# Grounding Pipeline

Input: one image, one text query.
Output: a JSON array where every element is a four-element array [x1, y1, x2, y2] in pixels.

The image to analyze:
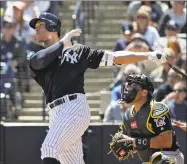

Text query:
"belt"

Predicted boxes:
[[49, 94, 77, 109]]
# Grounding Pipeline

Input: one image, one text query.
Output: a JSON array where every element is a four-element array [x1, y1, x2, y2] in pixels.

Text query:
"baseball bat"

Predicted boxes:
[[166, 61, 187, 80]]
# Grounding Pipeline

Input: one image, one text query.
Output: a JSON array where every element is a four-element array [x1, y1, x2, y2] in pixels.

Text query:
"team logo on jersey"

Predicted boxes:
[[61, 50, 79, 64], [154, 116, 166, 127], [130, 121, 138, 129]]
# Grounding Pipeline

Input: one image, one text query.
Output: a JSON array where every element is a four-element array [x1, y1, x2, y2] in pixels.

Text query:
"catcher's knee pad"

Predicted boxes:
[[43, 158, 61, 164], [151, 152, 175, 164]]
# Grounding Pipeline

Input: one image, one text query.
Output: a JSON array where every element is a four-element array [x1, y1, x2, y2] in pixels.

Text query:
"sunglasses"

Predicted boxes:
[[173, 89, 186, 92], [137, 15, 148, 20]]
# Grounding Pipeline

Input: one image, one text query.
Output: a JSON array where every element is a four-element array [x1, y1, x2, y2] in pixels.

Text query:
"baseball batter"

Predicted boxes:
[[115, 73, 184, 163], [27, 12, 167, 164]]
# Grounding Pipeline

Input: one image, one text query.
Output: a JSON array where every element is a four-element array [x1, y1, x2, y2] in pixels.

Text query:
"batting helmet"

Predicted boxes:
[[29, 12, 61, 32]]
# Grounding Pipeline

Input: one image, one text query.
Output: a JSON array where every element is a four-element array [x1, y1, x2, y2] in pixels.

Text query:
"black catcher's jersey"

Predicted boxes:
[[28, 44, 104, 103], [121, 100, 179, 162]]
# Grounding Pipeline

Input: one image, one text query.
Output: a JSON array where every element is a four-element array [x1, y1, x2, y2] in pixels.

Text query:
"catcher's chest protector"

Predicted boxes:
[[123, 101, 155, 137], [122, 101, 160, 162]]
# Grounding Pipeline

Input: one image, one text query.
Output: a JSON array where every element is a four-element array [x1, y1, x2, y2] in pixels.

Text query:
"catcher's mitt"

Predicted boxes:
[[109, 132, 135, 161]]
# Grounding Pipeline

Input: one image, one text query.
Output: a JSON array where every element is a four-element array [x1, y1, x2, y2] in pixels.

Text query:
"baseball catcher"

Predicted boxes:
[[109, 73, 184, 163]]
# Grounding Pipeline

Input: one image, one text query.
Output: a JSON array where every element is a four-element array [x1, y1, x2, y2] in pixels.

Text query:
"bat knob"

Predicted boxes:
[[156, 53, 162, 59]]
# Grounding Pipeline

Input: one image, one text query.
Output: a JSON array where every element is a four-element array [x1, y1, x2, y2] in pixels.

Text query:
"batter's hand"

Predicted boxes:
[[60, 29, 82, 44], [147, 51, 167, 65]]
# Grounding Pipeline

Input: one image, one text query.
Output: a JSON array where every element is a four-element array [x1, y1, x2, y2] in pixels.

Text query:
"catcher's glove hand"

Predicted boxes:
[[109, 132, 135, 161]]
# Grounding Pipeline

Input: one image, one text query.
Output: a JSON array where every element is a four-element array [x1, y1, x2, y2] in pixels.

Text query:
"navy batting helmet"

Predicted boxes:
[[29, 12, 61, 33]]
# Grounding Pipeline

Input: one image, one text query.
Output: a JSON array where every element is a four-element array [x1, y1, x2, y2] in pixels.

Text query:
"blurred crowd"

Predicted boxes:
[[104, 1, 187, 124], [0, 1, 63, 120], [0, 1, 186, 124]]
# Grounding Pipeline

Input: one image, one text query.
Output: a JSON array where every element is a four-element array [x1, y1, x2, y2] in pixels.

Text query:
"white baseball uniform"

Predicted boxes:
[[41, 93, 90, 164]]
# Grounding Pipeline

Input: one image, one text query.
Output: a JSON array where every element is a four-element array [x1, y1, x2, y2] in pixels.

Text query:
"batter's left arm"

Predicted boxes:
[[100, 50, 167, 66]]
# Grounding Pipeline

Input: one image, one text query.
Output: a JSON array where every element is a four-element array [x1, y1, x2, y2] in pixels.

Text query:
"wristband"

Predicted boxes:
[[135, 138, 150, 150], [99, 51, 114, 66]]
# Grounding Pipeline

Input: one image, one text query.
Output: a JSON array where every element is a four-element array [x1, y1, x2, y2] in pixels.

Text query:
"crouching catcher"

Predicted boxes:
[[109, 73, 184, 164]]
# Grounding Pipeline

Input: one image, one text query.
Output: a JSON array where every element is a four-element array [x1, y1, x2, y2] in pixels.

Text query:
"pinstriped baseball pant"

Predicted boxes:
[[41, 93, 90, 164]]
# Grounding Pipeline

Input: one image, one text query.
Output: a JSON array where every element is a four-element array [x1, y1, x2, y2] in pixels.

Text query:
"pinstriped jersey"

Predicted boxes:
[[29, 44, 104, 103]]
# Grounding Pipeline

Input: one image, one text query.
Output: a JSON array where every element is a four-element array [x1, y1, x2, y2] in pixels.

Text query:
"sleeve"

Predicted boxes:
[[26, 51, 38, 77], [26, 42, 64, 70], [150, 102, 173, 135], [26, 51, 36, 66], [84, 46, 105, 69]]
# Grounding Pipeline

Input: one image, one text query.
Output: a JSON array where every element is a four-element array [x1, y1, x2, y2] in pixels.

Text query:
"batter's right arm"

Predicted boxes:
[[27, 29, 82, 70], [28, 42, 64, 70]]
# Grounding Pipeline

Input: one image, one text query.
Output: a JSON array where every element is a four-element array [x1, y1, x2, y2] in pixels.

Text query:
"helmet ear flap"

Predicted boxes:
[[45, 21, 61, 32], [57, 19, 61, 31], [45, 21, 56, 32]]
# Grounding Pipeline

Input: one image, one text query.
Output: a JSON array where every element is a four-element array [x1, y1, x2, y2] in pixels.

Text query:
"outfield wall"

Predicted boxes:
[[0, 123, 186, 164]]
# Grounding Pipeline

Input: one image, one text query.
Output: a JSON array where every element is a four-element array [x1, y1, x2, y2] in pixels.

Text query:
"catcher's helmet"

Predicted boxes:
[[123, 73, 154, 94], [119, 73, 154, 103], [29, 12, 61, 32]]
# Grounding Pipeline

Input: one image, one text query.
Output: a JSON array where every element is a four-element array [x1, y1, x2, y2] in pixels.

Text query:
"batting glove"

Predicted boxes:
[[147, 51, 167, 65], [60, 29, 82, 44]]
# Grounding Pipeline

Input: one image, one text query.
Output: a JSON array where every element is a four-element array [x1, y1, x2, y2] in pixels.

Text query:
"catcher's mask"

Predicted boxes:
[[118, 73, 154, 104]]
